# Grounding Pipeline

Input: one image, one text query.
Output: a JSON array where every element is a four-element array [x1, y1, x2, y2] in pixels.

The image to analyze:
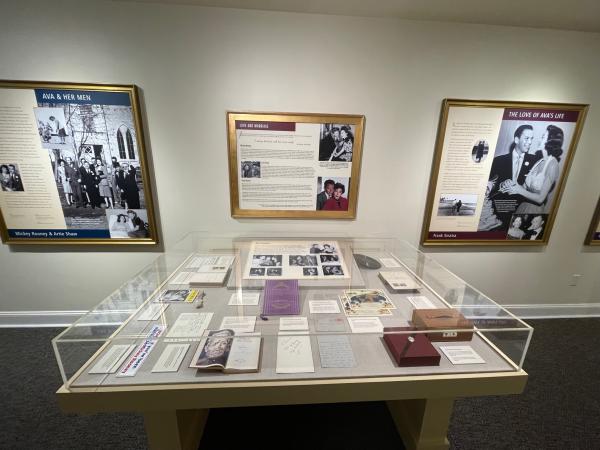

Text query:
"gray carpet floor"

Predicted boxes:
[[1, 318, 599, 449]]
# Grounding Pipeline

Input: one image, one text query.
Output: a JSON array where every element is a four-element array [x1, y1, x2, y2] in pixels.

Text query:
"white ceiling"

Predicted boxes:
[[112, 0, 600, 32]]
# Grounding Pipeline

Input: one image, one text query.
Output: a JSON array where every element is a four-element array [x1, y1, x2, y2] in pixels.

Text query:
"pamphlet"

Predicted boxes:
[[341, 290, 395, 316], [190, 330, 262, 373], [379, 271, 420, 291], [156, 289, 199, 303]]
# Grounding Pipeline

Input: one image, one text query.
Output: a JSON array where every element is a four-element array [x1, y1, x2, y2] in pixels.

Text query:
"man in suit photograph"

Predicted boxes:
[[488, 124, 541, 228], [319, 126, 340, 161]]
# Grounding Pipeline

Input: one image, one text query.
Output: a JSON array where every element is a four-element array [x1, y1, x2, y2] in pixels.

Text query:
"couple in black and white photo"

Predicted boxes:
[[318, 124, 355, 162], [251, 255, 282, 267], [289, 255, 318, 266], [481, 122, 568, 232], [309, 243, 336, 254], [507, 214, 546, 240], [0, 164, 24, 192]]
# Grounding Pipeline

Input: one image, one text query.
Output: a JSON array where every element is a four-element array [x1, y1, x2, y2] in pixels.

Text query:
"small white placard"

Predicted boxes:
[[279, 316, 309, 331], [407, 296, 437, 309], [219, 316, 257, 334], [348, 317, 383, 333], [440, 345, 485, 365], [347, 317, 383, 334], [137, 303, 169, 321], [151, 344, 190, 373], [309, 300, 340, 314], [88, 344, 136, 374], [228, 292, 261, 306], [380, 257, 401, 268]]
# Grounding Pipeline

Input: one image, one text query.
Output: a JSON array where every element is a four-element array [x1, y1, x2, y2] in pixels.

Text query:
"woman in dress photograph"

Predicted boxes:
[[507, 216, 525, 240], [57, 160, 73, 206], [328, 126, 354, 162], [95, 159, 114, 208], [506, 125, 564, 214], [322, 182, 349, 211]]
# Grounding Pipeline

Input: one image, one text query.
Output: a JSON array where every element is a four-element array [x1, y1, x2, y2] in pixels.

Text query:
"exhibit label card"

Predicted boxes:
[[347, 317, 383, 334], [151, 344, 190, 373], [317, 335, 356, 368], [228, 292, 261, 306], [309, 300, 340, 314], [219, 316, 256, 334], [316, 317, 347, 332], [88, 344, 136, 374], [279, 316, 309, 331], [440, 345, 485, 365], [117, 340, 157, 377], [276, 335, 315, 373], [166, 313, 213, 338]]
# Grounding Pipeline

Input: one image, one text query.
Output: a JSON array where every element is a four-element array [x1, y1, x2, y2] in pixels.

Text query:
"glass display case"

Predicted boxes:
[[53, 233, 533, 389]]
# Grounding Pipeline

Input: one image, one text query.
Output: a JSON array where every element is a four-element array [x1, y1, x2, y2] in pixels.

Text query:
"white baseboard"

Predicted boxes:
[[506, 303, 600, 319], [0, 310, 87, 328]]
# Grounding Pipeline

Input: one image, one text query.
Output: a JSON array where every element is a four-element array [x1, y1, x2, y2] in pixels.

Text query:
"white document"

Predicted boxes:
[[171, 272, 195, 285], [137, 303, 169, 321], [347, 317, 383, 334], [88, 344, 136, 374], [279, 316, 309, 331], [219, 316, 256, 334], [407, 296, 437, 309], [226, 336, 262, 371], [379, 257, 402, 268], [166, 312, 214, 338], [379, 271, 420, 290], [151, 344, 190, 373], [318, 335, 356, 368], [117, 340, 157, 377], [440, 346, 485, 365], [309, 300, 341, 314], [228, 292, 261, 306], [276, 335, 315, 373]]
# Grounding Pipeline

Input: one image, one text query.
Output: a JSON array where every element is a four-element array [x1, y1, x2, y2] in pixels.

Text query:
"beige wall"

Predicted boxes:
[[0, 0, 599, 312]]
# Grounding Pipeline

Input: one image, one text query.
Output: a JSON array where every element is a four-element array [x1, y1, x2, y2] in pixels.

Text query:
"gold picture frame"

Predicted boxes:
[[0, 80, 158, 245], [227, 111, 365, 219], [421, 99, 588, 246], [584, 197, 600, 245]]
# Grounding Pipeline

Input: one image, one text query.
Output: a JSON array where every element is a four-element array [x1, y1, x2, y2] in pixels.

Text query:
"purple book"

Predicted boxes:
[[262, 280, 300, 315]]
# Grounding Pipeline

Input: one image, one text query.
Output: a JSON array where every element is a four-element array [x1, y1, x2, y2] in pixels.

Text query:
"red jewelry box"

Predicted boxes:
[[411, 308, 474, 342], [383, 327, 441, 367]]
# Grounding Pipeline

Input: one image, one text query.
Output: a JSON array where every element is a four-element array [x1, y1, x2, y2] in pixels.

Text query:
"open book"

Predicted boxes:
[[190, 329, 262, 373]]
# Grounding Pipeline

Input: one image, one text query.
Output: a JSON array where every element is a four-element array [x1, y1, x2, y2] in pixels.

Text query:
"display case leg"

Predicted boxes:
[[143, 408, 209, 450], [387, 398, 453, 450]]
